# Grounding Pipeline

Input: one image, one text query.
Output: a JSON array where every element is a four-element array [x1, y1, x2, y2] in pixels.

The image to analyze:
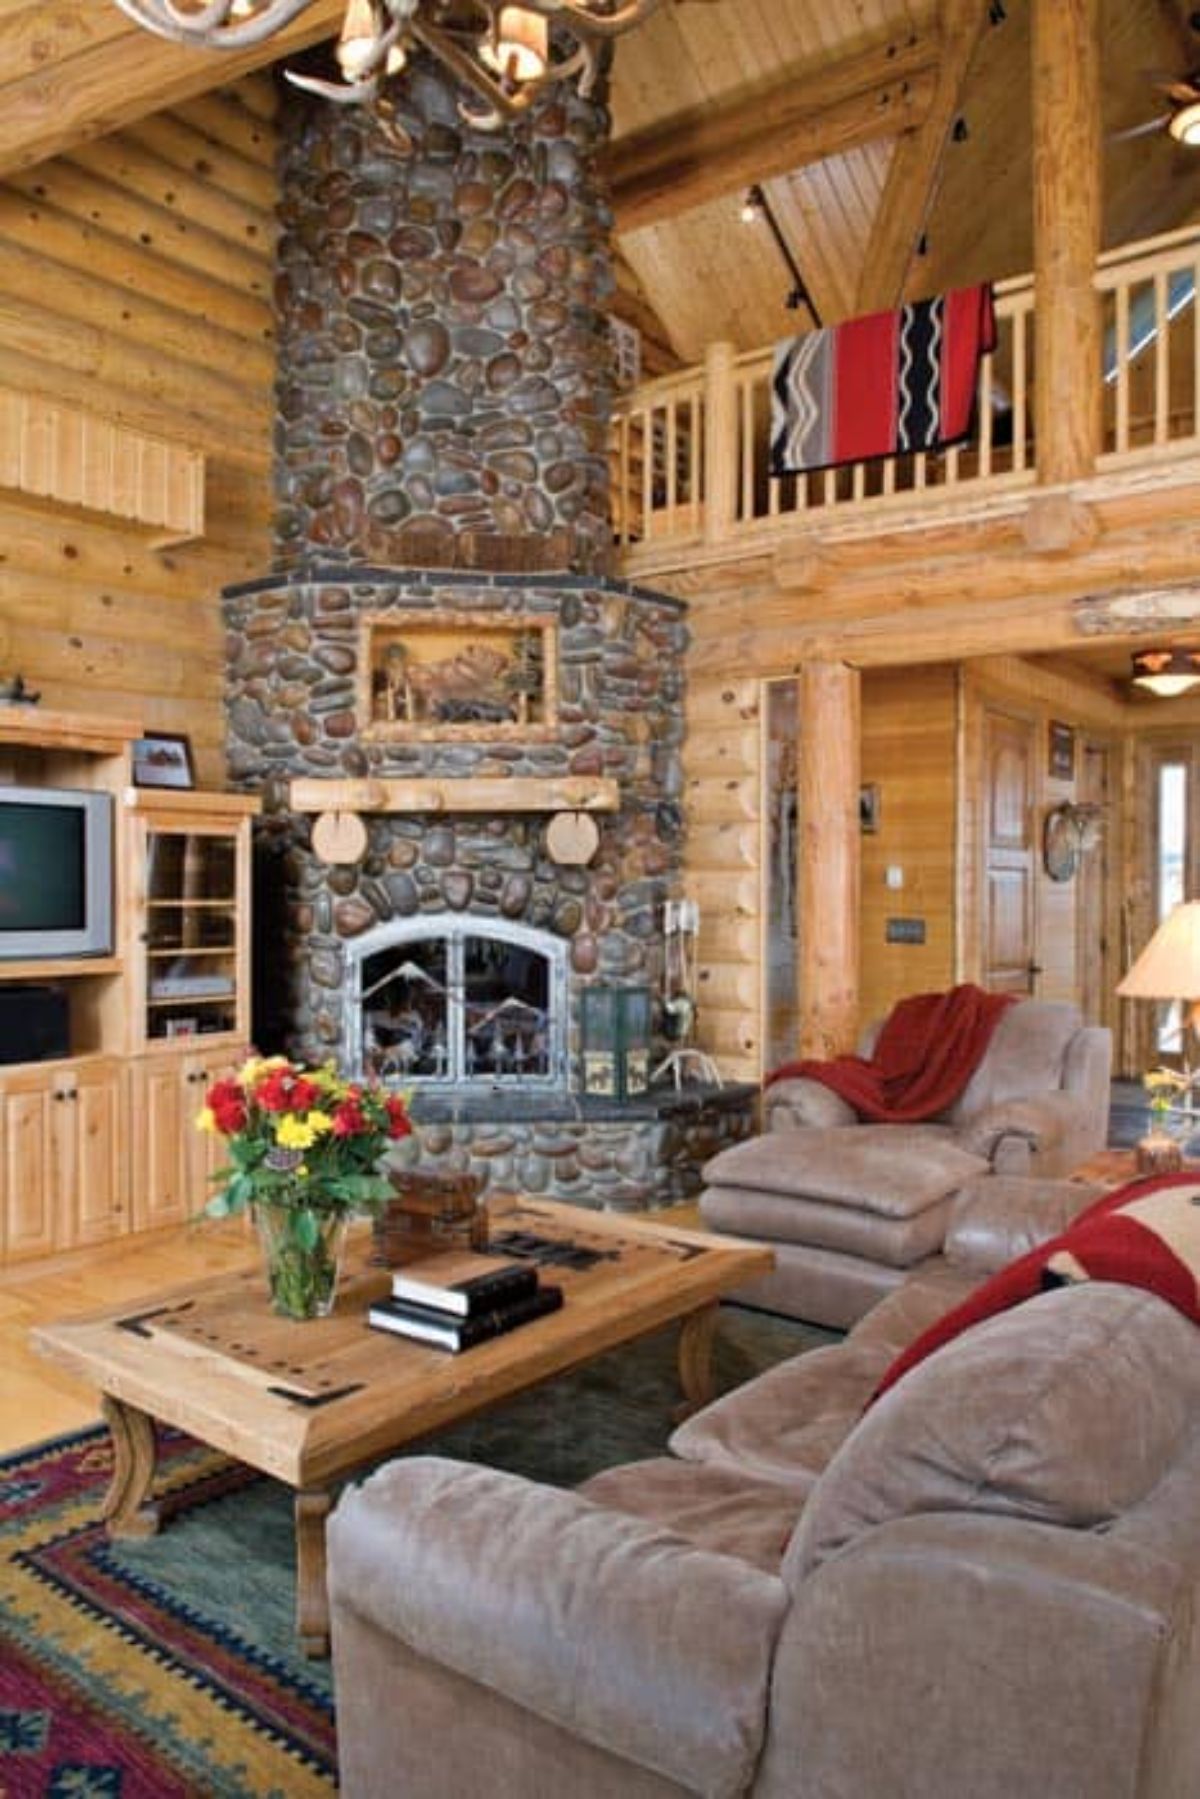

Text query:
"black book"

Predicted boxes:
[[391, 1249, 539, 1318], [368, 1283, 564, 1352]]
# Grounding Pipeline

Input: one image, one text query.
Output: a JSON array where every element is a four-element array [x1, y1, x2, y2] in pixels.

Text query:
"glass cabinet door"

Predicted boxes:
[[142, 829, 241, 1043]]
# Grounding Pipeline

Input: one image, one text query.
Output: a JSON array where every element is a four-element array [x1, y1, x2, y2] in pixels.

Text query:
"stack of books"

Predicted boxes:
[[367, 1249, 562, 1352]]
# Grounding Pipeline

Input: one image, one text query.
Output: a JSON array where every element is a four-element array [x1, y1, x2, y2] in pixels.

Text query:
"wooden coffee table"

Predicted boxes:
[[32, 1198, 771, 1655]]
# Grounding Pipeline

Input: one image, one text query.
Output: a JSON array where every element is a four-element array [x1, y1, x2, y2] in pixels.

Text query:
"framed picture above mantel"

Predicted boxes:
[[359, 610, 558, 743]]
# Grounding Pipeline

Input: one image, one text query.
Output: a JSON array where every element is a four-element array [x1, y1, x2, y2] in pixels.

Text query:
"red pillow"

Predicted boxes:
[[872, 1171, 1200, 1403]]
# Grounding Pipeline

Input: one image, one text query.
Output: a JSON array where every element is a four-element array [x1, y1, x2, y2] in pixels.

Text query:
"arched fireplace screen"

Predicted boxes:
[[345, 918, 569, 1090]]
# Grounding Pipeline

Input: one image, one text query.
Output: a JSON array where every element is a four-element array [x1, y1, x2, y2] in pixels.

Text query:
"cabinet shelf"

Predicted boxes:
[[147, 992, 236, 1009], [146, 899, 235, 910]]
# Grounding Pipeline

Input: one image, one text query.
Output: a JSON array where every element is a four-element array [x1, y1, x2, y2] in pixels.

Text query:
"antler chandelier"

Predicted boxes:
[[113, 1, 666, 130]]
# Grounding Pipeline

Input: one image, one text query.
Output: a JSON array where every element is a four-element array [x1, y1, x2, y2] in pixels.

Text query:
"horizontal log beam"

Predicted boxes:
[[289, 776, 622, 815], [0, 3, 340, 177], [608, 31, 940, 235]]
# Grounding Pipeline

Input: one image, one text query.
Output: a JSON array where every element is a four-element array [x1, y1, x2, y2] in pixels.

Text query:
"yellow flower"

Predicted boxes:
[[196, 1106, 217, 1134], [310, 1063, 344, 1095], [307, 1109, 334, 1137], [237, 1052, 288, 1088], [276, 1114, 318, 1150]]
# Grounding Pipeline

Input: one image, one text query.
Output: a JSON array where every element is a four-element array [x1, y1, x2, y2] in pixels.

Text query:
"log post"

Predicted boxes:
[[1031, 0, 1102, 486], [704, 341, 738, 546], [797, 661, 861, 1057]]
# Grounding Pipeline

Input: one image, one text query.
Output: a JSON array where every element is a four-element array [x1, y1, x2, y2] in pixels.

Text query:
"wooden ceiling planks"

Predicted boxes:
[[609, 0, 932, 350]]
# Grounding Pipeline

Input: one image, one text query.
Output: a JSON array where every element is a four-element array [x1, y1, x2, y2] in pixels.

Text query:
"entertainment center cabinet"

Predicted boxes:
[[0, 708, 258, 1265]]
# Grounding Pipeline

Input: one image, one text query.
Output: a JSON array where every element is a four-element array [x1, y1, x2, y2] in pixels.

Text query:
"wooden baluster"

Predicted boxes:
[[703, 341, 737, 547]]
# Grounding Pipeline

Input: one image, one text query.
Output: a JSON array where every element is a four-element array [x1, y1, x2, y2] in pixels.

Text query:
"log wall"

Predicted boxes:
[[0, 76, 277, 785]]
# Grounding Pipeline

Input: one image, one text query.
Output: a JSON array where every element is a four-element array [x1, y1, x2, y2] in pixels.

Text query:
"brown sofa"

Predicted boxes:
[[699, 998, 1113, 1328], [326, 1172, 1200, 1799]]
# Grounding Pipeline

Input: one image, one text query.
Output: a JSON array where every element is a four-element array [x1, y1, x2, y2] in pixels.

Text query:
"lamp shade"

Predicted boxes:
[[1117, 902, 1200, 999]]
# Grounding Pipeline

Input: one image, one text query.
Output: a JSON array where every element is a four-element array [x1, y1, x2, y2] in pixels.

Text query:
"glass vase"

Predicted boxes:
[[253, 1198, 349, 1320]]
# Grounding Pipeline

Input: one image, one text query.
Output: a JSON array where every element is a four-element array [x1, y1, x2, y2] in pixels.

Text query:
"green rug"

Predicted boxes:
[[0, 1306, 826, 1798]]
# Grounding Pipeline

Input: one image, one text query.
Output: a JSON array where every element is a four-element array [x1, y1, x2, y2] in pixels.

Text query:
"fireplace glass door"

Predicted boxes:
[[352, 920, 567, 1089]]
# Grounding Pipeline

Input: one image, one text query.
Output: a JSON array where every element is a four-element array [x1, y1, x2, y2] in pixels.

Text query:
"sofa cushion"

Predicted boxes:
[[702, 1125, 988, 1218], [786, 1283, 1200, 1586], [580, 1457, 804, 1574], [671, 1338, 895, 1491], [701, 1182, 954, 1267]]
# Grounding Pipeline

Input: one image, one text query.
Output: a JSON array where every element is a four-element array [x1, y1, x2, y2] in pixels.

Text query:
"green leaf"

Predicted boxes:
[[293, 1208, 320, 1251]]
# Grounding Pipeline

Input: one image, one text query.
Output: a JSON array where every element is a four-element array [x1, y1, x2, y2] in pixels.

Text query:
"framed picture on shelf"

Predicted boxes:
[[164, 1017, 198, 1040], [133, 733, 195, 790]]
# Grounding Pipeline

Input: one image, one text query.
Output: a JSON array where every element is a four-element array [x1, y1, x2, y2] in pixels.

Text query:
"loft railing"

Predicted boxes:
[[610, 225, 1200, 564]]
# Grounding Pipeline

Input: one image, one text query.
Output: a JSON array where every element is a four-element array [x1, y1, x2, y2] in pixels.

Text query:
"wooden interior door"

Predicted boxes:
[[983, 707, 1038, 993]]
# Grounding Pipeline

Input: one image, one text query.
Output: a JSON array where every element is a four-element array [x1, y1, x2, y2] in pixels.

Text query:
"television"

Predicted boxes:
[[0, 786, 114, 959]]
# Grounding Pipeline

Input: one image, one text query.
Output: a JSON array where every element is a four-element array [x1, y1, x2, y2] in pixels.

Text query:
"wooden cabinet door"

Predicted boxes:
[[983, 708, 1038, 994], [181, 1048, 244, 1215], [0, 1069, 57, 1260], [67, 1061, 127, 1247], [130, 1046, 247, 1231], [130, 1054, 190, 1232]]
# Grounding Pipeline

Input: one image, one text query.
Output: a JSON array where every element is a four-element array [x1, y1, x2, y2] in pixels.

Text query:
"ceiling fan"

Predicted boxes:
[[1112, 70, 1200, 146]]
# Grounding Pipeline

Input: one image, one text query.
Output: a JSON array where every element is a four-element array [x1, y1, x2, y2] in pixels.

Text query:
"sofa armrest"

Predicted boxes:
[[759, 1512, 1188, 1799], [943, 1174, 1107, 1273], [328, 1456, 789, 1799], [764, 1078, 858, 1132], [953, 1091, 1081, 1172]]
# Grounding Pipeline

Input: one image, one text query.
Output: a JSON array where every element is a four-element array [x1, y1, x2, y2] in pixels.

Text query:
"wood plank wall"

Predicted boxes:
[[858, 665, 958, 1027], [0, 75, 277, 786]]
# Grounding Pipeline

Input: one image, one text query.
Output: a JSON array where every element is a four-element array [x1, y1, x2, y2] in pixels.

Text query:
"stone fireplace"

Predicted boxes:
[[222, 57, 753, 1206]]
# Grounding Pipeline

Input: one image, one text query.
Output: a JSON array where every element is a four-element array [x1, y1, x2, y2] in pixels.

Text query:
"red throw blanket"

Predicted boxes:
[[770, 283, 997, 475], [873, 1172, 1200, 1402], [765, 983, 1016, 1122]]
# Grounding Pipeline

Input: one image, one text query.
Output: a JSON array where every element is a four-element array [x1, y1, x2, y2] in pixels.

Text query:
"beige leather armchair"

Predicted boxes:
[[699, 999, 1112, 1327]]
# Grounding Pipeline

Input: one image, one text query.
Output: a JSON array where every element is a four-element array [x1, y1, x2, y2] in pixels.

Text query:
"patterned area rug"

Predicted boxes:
[[1, 1306, 825, 1798]]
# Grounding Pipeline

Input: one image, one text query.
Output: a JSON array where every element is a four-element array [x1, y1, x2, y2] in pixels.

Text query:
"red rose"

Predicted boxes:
[[385, 1094, 412, 1139], [288, 1077, 321, 1113], [331, 1098, 367, 1138], [206, 1078, 247, 1135], [255, 1069, 294, 1113]]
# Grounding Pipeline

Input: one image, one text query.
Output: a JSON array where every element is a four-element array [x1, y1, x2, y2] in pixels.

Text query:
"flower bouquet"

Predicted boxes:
[[1138, 1066, 1194, 1175], [198, 1056, 411, 1318]]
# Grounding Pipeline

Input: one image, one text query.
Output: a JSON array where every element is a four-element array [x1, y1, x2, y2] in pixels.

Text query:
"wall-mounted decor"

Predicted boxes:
[[1043, 803, 1081, 882], [859, 783, 881, 833], [1048, 719, 1076, 781], [132, 732, 194, 790], [359, 611, 558, 741]]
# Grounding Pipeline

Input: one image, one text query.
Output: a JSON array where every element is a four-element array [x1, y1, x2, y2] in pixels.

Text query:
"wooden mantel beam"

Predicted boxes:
[[607, 31, 940, 237], [289, 776, 621, 816], [0, 1, 344, 178]]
